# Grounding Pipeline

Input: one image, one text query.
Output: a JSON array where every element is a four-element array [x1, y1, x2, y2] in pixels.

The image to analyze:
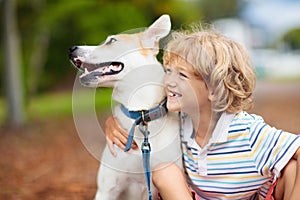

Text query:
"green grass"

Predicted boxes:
[[0, 88, 113, 124], [268, 76, 300, 83]]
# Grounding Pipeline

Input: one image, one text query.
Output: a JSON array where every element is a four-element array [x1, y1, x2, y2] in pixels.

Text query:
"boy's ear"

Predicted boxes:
[[208, 93, 214, 101], [142, 14, 171, 51]]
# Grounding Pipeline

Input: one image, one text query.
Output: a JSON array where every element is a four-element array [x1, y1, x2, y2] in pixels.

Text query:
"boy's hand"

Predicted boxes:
[[105, 116, 138, 156]]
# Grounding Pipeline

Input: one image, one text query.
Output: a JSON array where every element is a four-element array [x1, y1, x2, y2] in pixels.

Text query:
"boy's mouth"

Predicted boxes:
[[168, 91, 182, 98]]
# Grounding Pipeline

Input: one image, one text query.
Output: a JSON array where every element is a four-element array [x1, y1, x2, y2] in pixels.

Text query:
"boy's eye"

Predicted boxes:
[[165, 68, 172, 73], [179, 72, 188, 79]]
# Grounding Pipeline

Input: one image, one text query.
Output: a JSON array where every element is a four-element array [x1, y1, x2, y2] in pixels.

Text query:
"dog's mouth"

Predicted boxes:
[[79, 61, 124, 77], [70, 56, 124, 85]]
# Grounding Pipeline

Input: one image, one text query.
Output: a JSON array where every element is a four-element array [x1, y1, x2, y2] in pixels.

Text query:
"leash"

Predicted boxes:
[[120, 98, 168, 200], [140, 121, 152, 200]]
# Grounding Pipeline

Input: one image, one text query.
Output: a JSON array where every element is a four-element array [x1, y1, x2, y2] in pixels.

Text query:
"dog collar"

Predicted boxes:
[[120, 98, 168, 123], [120, 98, 168, 152]]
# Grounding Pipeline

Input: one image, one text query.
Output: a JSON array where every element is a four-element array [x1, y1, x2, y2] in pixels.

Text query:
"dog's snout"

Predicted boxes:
[[68, 46, 78, 56]]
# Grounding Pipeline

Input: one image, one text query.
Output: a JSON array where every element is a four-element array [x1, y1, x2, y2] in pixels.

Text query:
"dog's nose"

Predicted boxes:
[[68, 46, 78, 56]]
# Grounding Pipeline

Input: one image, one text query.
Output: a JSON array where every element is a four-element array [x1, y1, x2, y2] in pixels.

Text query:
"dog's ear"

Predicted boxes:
[[146, 14, 171, 39], [142, 14, 171, 52]]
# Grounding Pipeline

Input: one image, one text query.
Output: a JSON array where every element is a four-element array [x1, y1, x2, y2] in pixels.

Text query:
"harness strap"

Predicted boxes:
[[125, 117, 142, 152]]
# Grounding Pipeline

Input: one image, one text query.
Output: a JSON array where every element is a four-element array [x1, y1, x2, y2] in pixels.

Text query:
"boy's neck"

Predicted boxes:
[[192, 109, 220, 148]]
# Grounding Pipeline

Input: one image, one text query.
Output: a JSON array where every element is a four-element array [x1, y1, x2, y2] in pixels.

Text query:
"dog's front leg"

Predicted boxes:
[[95, 147, 125, 200], [95, 166, 123, 200]]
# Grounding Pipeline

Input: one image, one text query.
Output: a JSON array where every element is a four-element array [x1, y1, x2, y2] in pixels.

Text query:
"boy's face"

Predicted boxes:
[[164, 58, 211, 116]]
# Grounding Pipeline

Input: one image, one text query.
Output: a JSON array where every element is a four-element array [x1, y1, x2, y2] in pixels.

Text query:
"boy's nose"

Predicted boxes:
[[164, 75, 177, 87]]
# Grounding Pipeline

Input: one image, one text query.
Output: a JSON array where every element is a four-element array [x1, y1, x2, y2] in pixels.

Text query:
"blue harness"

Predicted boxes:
[[120, 99, 168, 200]]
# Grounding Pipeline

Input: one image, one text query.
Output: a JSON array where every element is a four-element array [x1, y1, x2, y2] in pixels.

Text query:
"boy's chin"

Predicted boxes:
[[166, 102, 181, 112]]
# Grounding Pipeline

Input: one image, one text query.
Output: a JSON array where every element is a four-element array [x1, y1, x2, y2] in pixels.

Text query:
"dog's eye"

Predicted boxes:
[[105, 37, 117, 45]]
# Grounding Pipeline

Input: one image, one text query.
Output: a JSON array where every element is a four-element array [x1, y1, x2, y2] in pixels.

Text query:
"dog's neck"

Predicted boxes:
[[112, 63, 166, 111]]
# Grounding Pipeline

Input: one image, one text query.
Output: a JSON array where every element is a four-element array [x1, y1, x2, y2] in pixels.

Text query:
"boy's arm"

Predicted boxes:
[[289, 147, 300, 200]]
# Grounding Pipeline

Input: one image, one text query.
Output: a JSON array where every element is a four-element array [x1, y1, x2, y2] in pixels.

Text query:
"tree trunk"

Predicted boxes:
[[28, 0, 50, 96], [2, 0, 25, 126]]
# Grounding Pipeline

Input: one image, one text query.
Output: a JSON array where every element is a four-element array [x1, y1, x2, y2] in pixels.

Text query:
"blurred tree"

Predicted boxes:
[[198, 0, 240, 22], [140, 0, 203, 29], [2, 0, 25, 126], [282, 28, 300, 50], [27, 0, 50, 96]]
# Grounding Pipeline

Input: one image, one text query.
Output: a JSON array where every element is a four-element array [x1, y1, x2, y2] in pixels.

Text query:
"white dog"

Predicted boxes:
[[69, 15, 182, 200]]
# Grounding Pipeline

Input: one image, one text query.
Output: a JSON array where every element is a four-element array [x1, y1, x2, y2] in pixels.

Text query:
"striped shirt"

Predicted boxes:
[[180, 111, 300, 200]]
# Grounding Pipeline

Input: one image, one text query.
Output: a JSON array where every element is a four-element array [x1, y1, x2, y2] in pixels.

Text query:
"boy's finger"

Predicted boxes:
[[106, 137, 117, 157]]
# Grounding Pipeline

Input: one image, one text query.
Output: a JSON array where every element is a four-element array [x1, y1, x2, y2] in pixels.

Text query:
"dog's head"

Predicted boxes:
[[69, 14, 171, 88]]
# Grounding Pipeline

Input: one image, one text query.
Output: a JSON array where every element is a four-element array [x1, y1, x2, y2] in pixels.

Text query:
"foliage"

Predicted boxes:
[[198, 0, 241, 22], [282, 28, 300, 50]]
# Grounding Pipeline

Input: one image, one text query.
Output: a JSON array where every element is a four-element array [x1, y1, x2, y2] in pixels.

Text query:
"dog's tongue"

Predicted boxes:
[[80, 63, 122, 79], [80, 71, 103, 84], [79, 62, 124, 86]]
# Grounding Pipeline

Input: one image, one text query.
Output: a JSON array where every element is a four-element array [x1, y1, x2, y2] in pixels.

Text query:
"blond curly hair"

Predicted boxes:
[[163, 28, 256, 113]]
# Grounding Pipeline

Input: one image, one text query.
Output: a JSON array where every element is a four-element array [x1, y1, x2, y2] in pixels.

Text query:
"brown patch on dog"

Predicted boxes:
[[137, 33, 150, 57]]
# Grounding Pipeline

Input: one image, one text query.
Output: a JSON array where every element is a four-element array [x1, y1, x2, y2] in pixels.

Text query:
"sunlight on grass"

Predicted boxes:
[[24, 89, 111, 120], [28, 89, 112, 120], [0, 88, 113, 125]]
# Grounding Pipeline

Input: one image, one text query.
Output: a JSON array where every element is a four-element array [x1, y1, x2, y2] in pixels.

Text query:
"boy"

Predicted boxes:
[[106, 29, 300, 200]]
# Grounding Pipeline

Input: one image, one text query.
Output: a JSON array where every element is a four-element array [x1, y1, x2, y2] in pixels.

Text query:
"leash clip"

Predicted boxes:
[[140, 110, 149, 134], [141, 136, 151, 151], [141, 110, 148, 126]]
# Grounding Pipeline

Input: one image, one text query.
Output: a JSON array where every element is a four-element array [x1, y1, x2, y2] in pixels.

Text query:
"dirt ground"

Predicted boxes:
[[0, 81, 299, 200]]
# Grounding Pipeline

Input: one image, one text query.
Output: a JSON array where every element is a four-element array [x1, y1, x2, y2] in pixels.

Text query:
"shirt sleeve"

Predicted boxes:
[[249, 117, 300, 180]]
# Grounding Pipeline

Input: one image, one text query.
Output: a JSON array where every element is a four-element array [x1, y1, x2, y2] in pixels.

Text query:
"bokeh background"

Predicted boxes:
[[1, 0, 300, 199]]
